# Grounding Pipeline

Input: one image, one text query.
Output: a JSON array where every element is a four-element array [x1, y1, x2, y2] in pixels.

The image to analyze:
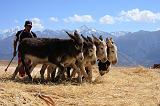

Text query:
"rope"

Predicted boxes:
[[35, 92, 55, 106], [38, 94, 55, 106]]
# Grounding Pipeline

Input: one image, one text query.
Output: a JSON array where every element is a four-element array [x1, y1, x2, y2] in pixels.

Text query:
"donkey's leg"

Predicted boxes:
[[54, 63, 65, 83], [51, 70, 56, 82], [87, 66, 93, 83], [22, 56, 32, 81], [47, 65, 57, 81], [78, 63, 89, 81], [66, 67, 71, 78], [11, 63, 23, 79], [71, 64, 82, 84], [70, 69, 77, 78], [40, 64, 48, 81], [24, 65, 32, 81], [29, 63, 37, 73]]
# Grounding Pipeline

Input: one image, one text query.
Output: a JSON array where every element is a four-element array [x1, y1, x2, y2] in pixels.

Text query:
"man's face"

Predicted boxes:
[[25, 25, 32, 31]]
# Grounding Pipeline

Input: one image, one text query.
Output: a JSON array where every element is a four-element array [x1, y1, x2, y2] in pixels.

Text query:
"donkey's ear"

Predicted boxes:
[[99, 35, 103, 41], [74, 30, 80, 38], [81, 34, 88, 43], [110, 37, 114, 43], [107, 37, 113, 46], [92, 34, 100, 41], [106, 37, 109, 42], [92, 34, 100, 44], [66, 31, 75, 40], [92, 34, 97, 39], [110, 37, 113, 41], [87, 36, 93, 44]]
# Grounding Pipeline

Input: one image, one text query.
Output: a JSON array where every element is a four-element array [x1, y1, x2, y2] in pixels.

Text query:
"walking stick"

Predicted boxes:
[[5, 56, 15, 72]]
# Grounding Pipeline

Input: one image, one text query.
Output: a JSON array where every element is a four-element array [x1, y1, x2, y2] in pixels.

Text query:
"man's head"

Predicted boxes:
[[24, 21, 32, 32]]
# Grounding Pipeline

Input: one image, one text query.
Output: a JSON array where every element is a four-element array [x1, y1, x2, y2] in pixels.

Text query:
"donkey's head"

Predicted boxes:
[[92, 35, 107, 62], [81, 34, 97, 64], [106, 37, 118, 65], [66, 30, 84, 61]]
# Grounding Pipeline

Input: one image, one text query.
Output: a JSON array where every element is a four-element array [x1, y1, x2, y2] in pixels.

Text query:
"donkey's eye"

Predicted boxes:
[[75, 45, 79, 49], [112, 51, 114, 53], [89, 49, 93, 52], [101, 47, 103, 50]]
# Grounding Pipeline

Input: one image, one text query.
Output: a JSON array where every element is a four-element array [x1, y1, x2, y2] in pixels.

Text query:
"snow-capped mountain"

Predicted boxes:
[[1, 25, 160, 66], [76, 25, 111, 37], [0, 25, 114, 40], [0, 26, 21, 40], [36, 29, 70, 39]]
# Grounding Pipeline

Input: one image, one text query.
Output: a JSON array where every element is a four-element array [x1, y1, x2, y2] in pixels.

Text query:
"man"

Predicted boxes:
[[12, 20, 37, 78]]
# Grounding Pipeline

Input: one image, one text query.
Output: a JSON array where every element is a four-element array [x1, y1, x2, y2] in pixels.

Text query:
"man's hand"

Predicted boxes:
[[13, 51, 17, 57], [13, 40, 18, 57]]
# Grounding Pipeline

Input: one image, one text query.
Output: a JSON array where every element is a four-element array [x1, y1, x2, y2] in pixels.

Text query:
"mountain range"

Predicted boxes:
[[0, 25, 160, 67]]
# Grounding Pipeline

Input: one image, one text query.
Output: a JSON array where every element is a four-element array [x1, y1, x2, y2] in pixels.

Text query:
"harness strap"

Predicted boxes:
[[30, 31, 34, 38], [18, 30, 35, 43], [18, 30, 24, 43]]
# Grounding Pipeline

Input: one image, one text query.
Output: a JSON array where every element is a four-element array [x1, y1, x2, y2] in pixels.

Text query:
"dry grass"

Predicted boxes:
[[0, 61, 160, 106]]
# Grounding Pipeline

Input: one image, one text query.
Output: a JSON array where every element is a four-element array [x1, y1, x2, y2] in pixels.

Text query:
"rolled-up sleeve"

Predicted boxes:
[[14, 31, 20, 42]]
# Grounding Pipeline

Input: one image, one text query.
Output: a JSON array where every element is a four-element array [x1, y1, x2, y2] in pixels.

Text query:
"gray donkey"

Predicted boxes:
[[12, 30, 84, 83]]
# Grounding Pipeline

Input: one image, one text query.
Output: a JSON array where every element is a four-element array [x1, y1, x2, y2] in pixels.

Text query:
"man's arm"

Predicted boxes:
[[13, 40, 18, 57], [13, 31, 20, 57]]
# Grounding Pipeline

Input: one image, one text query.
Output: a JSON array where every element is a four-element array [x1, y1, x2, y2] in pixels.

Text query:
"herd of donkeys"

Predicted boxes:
[[11, 30, 118, 84]]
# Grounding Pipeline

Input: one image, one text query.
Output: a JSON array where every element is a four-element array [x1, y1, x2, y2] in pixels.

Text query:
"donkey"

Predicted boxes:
[[12, 31, 84, 83], [92, 35, 108, 63], [69, 35, 108, 82], [69, 35, 97, 82], [41, 34, 108, 82], [42, 34, 97, 82], [98, 37, 118, 76]]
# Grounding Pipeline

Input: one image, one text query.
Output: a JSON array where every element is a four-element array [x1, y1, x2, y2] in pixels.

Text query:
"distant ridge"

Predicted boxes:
[[0, 25, 160, 66]]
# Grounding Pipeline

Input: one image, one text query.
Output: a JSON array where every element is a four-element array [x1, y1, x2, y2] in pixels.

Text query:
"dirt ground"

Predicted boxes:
[[0, 60, 160, 106]]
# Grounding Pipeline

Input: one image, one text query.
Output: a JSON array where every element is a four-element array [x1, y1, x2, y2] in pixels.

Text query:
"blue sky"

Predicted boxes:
[[0, 0, 160, 33]]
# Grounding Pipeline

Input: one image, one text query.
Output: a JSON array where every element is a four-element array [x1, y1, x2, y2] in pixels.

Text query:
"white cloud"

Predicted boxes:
[[119, 9, 160, 23], [99, 15, 115, 24], [99, 9, 160, 24], [63, 14, 94, 23], [31, 18, 44, 30], [50, 17, 58, 22]]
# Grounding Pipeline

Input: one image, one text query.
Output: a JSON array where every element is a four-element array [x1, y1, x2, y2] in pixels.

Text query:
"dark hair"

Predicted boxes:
[[24, 21, 32, 26]]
